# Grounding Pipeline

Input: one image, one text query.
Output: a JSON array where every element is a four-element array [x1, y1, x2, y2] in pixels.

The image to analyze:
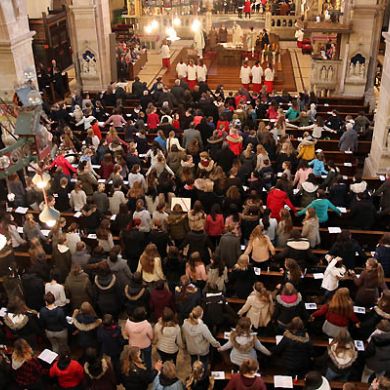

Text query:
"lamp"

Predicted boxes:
[[32, 172, 51, 189], [191, 19, 201, 32], [173, 17, 181, 27], [39, 205, 60, 228], [0, 234, 7, 251]]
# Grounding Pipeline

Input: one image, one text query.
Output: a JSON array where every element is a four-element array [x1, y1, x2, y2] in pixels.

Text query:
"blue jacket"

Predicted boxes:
[[309, 159, 328, 177], [297, 198, 340, 223]]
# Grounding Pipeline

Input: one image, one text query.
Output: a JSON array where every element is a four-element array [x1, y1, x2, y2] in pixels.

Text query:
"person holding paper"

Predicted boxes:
[[310, 288, 359, 337], [322, 256, 346, 298], [297, 189, 341, 224], [11, 339, 48, 389], [218, 317, 271, 367]]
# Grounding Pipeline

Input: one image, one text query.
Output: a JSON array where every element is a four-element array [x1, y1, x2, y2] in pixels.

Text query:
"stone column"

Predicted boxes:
[[67, 0, 112, 92], [364, 26, 390, 176], [0, 0, 37, 100]]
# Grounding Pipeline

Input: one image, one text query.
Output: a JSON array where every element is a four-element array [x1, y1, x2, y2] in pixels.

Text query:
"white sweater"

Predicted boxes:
[[251, 65, 263, 84], [154, 323, 184, 353], [322, 258, 346, 291], [240, 65, 251, 84]]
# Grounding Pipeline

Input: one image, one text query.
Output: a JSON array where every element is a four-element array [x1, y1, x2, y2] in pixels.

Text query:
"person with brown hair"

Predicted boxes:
[[219, 317, 271, 367], [230, 254, 256, 299], [188, 200, 206, 232], [121, 346, 161, 389], [271, 317, 313, 378], [182, 306, 221, 367], [153, 307, 184, 364], [276, 208, 293, 247], [224, 358, 266, 390], [352, 258, 388, 307], [137, 243, 165, 284], [185, 252, 208, 290], [323, 328, 357, 381], [238, 281, 274, 330], [244, 225, 275, 267], [311, 287, 359, 337], [283, 258, 304, 290], [152, 360, 184, 389], [11, 338, 48, 389]]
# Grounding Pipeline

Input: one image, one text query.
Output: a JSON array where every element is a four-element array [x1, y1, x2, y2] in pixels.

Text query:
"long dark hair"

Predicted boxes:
[[210, 203, 221, 222]]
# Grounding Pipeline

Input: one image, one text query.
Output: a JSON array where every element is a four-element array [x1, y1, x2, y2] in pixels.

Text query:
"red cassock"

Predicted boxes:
[[244, 0, 251, 12]]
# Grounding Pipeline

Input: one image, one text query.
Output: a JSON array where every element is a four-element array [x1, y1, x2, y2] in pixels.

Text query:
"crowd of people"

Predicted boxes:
[[0, 66, 389, 390]]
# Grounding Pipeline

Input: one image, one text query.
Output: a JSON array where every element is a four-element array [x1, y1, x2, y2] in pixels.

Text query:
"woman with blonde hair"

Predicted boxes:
[[167, 130, 185, 152], [230, 254, 256, 299], [218, 317, 271, 367], [137, 243, 165, 284], [311, 288, 360, 337], [255, 144, 269, 171], [276, 208, 293, 247], [244, 225, 275, 267], [181, 306, 221, 367], [186, 360, 214, 390], [122, 346, 161, 389], [352, 258, 388, 307], [238, 281, 274, 330], [301, 208, 320, 249], [11, 338, 47, 388]]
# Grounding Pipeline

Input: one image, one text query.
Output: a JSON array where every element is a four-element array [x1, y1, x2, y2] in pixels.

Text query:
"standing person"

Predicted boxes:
[[39, 292, 68, 354], [161, 40, 171, 68], [49, 347, 85, 390], [352, 258, 388, 308], [238, 282, 274, 331], [11, 338, 48, 389], [176, 59, 187, 80], [301, 207, 321, 248], [244, 0, 252, 18], [187, 59, 197, 90], [240, 61, 251, 90], [321, 256, 346, 298], [310, 288, 360, 338], [218, 317, 271, 367], [154, 307, 184, 364], [244, 225, 275, 268], [264, 63, 274, 93], [124, 307, 154, 371], [182, 306, 221, 367], [196, 59, 207, 83], [251, 61, 263, 93], [223, 359, 267, 390]]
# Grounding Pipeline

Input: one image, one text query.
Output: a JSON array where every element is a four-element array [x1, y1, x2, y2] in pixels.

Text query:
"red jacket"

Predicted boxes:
[[266, 188, 296, 220], [147, 112, 160, 130], [312, 304, 359, 327], [225, 373, 267, 390], [50, 360, 84, 388], [244, 0, 251, 13], [49, 155, 77, 176], [92, 122, 102, 140], [205, 214, 225, 237], [226, 134, 243, 156]]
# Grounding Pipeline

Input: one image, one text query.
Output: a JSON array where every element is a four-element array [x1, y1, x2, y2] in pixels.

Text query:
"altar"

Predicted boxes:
[[216, 44, 244, 66]]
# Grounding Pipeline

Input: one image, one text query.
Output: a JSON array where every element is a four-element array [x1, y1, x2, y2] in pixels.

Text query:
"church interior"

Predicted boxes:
[[0, 0, 390, 389]]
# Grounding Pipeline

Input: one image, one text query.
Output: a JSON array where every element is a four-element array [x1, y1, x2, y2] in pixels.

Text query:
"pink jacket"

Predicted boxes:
[[124, 319, 153, 349], [294, 168, 313, 188]]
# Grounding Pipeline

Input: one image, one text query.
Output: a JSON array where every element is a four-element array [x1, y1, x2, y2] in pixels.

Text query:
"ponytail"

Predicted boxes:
[[188, 306, 203, 325]]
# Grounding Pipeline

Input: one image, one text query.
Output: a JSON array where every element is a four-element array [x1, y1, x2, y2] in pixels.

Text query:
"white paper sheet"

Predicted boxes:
[[211, 371, 225, 380], [38, 349, 58, 364], [254, 267, 261, 276], [110, 215, 117, 221], [342, 175, 348, 180], [313, 273, 324, 279], [337, 207, 347, 213], [15, 207, 28, 214], [224, 332, 231, 339], [74, 212, 82, 218], [87, 234, 97, 239], [353, 306, 366, 314], [344, 162, 352, 167], [379, 175, 385, 181], [17, 227, 24, 234], [328, 227, 342, 234], [274, 375, 293, 388], [0, 308, 7, 317], [305, 303, 318, 310], [275, 335, 283, 345], [354, 340, 365, 351]]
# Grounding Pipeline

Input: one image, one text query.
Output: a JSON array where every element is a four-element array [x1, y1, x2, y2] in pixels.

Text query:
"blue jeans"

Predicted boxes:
[[326, 367, 349, 381], [141, 345, 152, 371]]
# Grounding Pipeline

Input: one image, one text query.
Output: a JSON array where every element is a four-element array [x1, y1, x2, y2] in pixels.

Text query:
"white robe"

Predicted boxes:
[[187, 65, 197, 81], [196, 65, 207, 82], [251, 65, 263, 84], [240, 66, 251, 84], [264, 68, 274, 81], [176, 62, 187, 78], [161, 44, 170, 59]]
